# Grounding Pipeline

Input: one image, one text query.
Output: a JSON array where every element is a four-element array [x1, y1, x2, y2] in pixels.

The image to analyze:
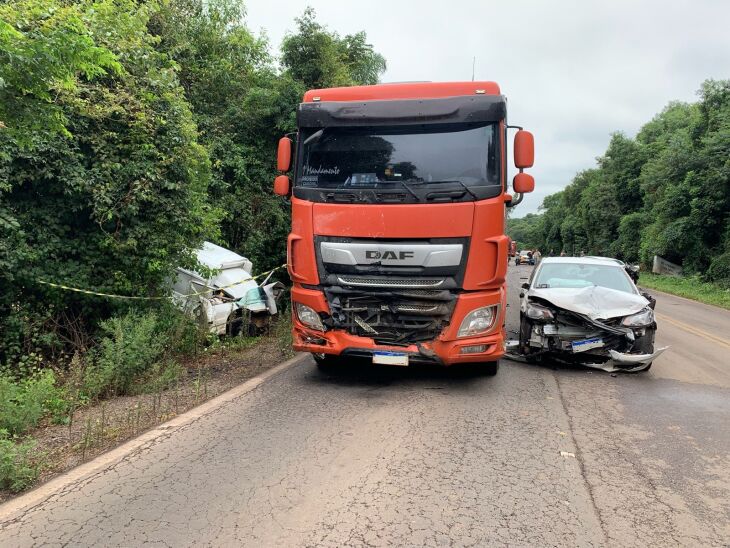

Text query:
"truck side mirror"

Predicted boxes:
[[277, 137, 292, 172], [513, 173, 535, 194], [514, 130, 534, 169], [274, 175, 290, 196]]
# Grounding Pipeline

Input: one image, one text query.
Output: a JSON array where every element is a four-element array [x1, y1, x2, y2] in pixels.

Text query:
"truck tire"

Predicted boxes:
[[313, 353, 341, 373], [482, 360, 499, 376]]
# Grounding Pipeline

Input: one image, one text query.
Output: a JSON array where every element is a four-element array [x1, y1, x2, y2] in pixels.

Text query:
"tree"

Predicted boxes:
[[280, 7, 386, 90], [0, 0, 217, 364]]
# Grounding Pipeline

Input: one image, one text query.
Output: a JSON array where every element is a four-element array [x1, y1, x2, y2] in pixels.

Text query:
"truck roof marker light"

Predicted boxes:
[[475, 89, 486, 94], [312, 96, 321, 102]]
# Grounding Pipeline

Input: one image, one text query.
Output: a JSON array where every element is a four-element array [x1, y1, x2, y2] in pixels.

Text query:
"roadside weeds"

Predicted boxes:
[[639, 273, 730, 310], [0, 335, 294, 504]]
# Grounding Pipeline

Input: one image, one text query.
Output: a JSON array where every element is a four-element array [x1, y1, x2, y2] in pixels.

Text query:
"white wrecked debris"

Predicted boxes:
[[579, 347, 670, 372], [172, 242, 284, 335]]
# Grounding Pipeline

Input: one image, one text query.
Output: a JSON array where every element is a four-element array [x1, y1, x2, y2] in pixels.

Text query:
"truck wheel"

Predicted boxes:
[[483, 360, 499, 376], [313, 353, 341, 373]]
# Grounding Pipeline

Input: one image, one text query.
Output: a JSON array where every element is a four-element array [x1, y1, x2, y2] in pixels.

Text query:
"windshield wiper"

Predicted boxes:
[[444, 179, 479, 201], [434, 180, 478, 201], [398, 180, 418, 200]]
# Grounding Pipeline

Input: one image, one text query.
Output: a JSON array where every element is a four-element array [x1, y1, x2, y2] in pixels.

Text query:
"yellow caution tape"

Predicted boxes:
[[37, 264, 288, 301]]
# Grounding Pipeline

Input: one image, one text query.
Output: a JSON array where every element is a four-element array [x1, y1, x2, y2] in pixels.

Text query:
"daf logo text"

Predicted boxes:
[[365, 250, 415, 260]]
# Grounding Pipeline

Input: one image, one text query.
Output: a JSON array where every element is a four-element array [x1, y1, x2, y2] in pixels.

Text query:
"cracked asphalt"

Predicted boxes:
[[1, 264, 728, 546]]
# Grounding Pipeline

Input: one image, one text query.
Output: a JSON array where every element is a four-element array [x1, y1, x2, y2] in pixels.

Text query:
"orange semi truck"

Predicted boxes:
[[274, 81, 535, 374]]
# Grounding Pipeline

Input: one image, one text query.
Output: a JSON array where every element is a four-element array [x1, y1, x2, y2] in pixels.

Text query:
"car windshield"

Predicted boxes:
[[296, 123, 499, 189], [533, 263, 635, 293]]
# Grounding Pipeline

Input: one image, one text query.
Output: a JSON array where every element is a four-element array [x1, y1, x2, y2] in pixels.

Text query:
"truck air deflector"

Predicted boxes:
[[297, 95, 507, 128]]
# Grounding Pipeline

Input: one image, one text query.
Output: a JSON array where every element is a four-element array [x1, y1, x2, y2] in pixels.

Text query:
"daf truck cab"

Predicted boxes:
[[274, 81, 535, 374]]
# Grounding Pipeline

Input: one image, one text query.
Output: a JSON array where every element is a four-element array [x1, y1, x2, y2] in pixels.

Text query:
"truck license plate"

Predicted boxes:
[[372, 351, 409, 366], [571, 337, 604, 353]]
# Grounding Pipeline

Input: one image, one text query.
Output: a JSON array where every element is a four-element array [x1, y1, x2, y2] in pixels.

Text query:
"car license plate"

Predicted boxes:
[[372, 351, 409, 366], [571, 337, 604, 353]]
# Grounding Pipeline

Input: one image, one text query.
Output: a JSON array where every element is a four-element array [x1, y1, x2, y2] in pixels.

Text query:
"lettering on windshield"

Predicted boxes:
[[303, 165, 340, 176]]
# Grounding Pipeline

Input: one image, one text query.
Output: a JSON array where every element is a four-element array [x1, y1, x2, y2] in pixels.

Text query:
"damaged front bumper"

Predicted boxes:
[[291, 285, 506, 365], [513, 305, 666, 371]]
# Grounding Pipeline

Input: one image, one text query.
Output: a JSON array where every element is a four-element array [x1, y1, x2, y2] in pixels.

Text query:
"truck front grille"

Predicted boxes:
[[336, 276, 445, 288]]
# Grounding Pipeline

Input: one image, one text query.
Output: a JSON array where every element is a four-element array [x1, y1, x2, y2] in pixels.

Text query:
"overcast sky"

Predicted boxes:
[[246, 0, 730, 216]]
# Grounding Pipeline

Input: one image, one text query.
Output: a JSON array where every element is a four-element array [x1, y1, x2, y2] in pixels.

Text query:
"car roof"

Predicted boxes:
[[539, 256, 625, 267]]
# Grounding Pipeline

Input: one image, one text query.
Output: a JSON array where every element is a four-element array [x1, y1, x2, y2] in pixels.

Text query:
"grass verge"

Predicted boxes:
[[639, 273, 730, 310], [0, 314, 296, 501]]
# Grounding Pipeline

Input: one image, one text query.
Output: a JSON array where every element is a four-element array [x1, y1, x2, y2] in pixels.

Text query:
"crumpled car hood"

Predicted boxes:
[[528, 285, 649, 320]]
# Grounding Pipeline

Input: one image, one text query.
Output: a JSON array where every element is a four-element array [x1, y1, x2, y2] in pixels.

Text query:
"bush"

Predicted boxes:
[[83, 310, 164, 399], [0, 370, 66, 435], [0, 431, 43, 492], [137, 360, 183, 395], [155, 304, 207, 357], [707, 252, 730, 288]]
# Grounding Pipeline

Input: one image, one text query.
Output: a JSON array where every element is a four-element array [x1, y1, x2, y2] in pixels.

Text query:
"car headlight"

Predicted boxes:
[[295, 303, 325, 331], [457, 305, 499, 338], [621, 307, 654, 327], [526, 303, 554, 321]]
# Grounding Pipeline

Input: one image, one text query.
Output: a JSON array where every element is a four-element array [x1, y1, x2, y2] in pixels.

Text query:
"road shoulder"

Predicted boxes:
[[0, 353, 307, 523]]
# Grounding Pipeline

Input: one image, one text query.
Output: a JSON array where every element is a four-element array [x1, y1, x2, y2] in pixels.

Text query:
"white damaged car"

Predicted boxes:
[[515, 257, 667, 372], [172, 242, 284, 335]]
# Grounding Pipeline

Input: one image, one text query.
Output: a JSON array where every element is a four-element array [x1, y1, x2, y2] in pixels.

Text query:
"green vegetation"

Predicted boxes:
[[0, 371, 65, 435], [1, 0, 386, 491], [0, 433, 42, 492], [508, 80, 730, 291], [639, 274, 730, 310]]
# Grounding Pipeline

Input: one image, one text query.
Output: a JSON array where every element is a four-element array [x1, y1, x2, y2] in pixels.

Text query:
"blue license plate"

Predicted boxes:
[[571, 337, 604, 353]]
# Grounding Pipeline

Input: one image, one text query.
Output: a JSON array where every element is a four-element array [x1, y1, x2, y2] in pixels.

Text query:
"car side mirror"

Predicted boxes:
[[642, 292, 656, 309], [521, 282, 530, 290]]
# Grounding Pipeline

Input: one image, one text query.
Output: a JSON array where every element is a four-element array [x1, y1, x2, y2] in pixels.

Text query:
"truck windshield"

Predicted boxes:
[[296, 123, 499, 190]]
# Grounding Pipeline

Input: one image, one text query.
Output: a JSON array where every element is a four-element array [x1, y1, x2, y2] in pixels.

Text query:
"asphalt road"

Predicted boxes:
[[1, 264, 728, 547]]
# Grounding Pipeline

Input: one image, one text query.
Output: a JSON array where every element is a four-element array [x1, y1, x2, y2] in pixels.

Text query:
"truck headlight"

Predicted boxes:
[[621, 307, 654, 327], [526, 303, 554, 321], [457, 305, 499, 338], [295, 303, 325, 331]]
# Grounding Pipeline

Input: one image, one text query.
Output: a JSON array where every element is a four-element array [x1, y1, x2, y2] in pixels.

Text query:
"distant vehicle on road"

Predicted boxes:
[[515, 250, 535, 266], [516, 256, 665, 372]]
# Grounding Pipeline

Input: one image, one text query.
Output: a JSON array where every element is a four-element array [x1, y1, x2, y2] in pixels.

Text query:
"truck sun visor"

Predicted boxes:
[[297, 95, 507, 128]]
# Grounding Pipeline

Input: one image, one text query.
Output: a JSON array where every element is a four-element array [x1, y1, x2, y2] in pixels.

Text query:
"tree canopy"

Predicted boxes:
[[0, 0, 387, 367], [507, 80, 730, 287]]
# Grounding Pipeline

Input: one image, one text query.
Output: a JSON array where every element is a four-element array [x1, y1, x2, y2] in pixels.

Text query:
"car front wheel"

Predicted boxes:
[[313, 353, 342, 373]]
